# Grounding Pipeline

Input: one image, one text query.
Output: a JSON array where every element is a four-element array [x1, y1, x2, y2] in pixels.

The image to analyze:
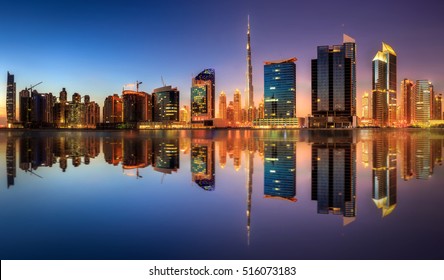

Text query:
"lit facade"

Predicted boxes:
[[191, 69, 215, 124], [233, 89, 242, 124], [6, 72, 16, 124], [415, 80, 431, 124], [400, 79, 415, 125], [152, 86, 180, 123], [432, 93, 442, 120], [218, 91, 227, 120], [311, 36, 356, 128], [103, 94, 123, 123], [246, 16, 254, 112], [372, 42, 397, 127], [122, 90, 152, 123], [258, 58, 297, 127], [191, 138, 215, 191], [362, 92, 370, 119]]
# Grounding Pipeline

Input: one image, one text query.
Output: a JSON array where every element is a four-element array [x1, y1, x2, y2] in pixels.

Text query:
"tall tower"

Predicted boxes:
[[6, 72, 17, 125], [234, 89, 242, 124], [218, 91, 227, 120], [372, 42, 397, 127], [246, 16, 254, 110]]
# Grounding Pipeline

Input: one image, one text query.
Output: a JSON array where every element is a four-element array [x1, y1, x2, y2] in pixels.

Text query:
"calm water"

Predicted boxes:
[[0, 129, 443, 260]]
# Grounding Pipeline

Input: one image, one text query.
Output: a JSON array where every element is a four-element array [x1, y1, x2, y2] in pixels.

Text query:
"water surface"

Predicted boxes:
[[1, 129, 443, 259]]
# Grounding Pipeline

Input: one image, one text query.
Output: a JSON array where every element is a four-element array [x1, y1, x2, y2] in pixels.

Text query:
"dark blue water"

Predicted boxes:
[[0, 129, 443, 259]]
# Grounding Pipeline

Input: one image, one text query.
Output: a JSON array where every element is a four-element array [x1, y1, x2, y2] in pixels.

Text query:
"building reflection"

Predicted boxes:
[[263, 139, 296, 202], [6, 134, 17, 188], [372, 133, 397, 217], [152, 138, 179, 175], [191, 137, 215, 191], [310, 131, 356, 224]]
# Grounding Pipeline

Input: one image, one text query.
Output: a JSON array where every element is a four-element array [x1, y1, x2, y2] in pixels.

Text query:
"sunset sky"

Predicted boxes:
[[1, 0, 443, 124]]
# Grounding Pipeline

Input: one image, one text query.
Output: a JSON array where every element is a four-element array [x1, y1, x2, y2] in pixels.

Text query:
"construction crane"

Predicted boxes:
[[136, 81, 142, 92], [26, 81, 43, 93], [161, 76, 166, 87]]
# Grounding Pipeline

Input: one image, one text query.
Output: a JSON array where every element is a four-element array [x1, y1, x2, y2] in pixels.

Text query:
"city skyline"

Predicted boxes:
[[1, 0, 443, 125]]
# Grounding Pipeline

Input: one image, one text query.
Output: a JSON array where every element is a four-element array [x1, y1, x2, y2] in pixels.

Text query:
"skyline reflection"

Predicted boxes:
[[1, 129, 444, 259]]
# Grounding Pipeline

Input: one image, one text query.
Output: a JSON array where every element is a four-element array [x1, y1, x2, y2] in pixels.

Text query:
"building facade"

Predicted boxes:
[[103, 94, 123, 123], [372, 42, 397, 127], [6, 72, 16, 125], [191, 69, 215, 124], [122, 90, 151, 123], [415, 80, 432, 124], [152, 86, 180, 123], [311, 36, 356, 128], [256, 58, 297, 127], [400, 79, 415, 125], [218, 91, 227, 120]]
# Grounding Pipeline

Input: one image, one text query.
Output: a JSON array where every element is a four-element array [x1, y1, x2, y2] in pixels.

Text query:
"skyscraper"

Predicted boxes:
[[432, 93, 442, 120], [191, 69, 215, 125], [233, 89, 242, 124], [400, 79, 415, 125], [257, 58, 297, 127], [6, 72, 16, 125], [372, 42, 397, 127], [103, 94, 123, 123], [122, 90, 151, 123], [362, 92, 371, 119], [246, 16, 254, 111], [415, 80, 432, 124], [311, 36, 356, 128], [218, 91, 227, 120], [152, 86, 180, 123]]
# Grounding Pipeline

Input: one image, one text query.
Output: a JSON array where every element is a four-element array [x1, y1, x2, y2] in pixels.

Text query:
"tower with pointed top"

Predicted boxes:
[[372, 42, 397, 127], [246, 16, 254, 113]]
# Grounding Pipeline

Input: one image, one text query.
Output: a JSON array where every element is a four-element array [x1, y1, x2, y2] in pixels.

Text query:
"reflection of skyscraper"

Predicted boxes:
[[264, 140, 296, 201], [103, 136, 123, 166], [219, 139, 227, 168], [122, 138, 152, 176], [6, 135, 17, 188], [415, 136, 431, 180], [191, 139, 215, 191], [361, 141, 370, 168], [401, 133, 415, 181], [372, 134, 397, 217], [311, 135, 356, 222], [244, 131, 255, 245], [372, 43, 397, 127], [152, 138, 180, 174]]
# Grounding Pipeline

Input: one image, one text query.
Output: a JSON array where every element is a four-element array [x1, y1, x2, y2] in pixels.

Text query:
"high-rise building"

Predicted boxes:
[[218, 91, 227, 120], [6, 72, 16, 125], [152, 86, 180, 123], [415, 80, 432, 124], [311, 132, 356, 221], [432, 93, 442, 120], [30, 90, 54, 125], [122, 90, 151, 123], [258, 99, 264, 119], [400, 79, 415, 125], [54, 88, 68, 126], [19, 89, 31, 125], [257, 58, 297, 127], [103, 94, 123, 123], [264, 140, 296, 201], [233, 89, 242, 124], [246, 16, 254, 111], [372, 42, 397, 127], [179, 105, 190, 123], [311, 36, 356, 128], [362, 92, 371, 119], [85, 101, 100, 126], [191, 69, 215, 124], [227, 101, 235, 125]]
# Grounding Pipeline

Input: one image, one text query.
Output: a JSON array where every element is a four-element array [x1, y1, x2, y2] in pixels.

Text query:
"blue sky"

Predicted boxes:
[[1, 0, 443, 124]]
